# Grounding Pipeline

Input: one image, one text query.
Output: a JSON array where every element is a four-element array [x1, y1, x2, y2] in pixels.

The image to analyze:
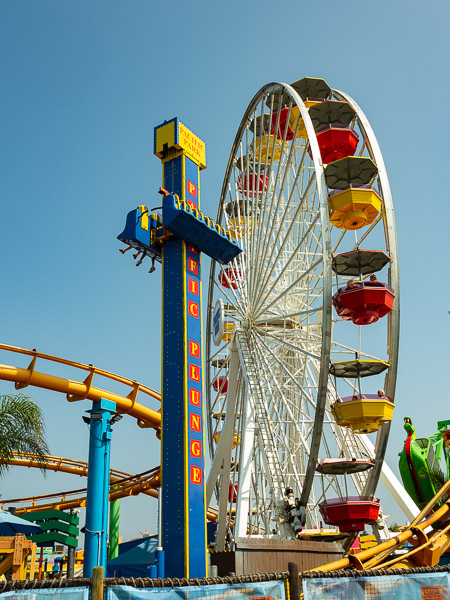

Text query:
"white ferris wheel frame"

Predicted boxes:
[[205, 80, 408, 546]]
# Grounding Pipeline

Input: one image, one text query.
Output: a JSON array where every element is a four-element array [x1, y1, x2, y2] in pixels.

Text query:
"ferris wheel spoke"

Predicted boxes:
[[246, 96, 280, 288], [251, 173, 318, 307], [251, 162, 314, 296], [251, 333, 312, 459], [253, 331, 321, 418], [258, 331, 321, 363], [249, 108, 302, 298], [253, 257, 323, 321], [255, 307, 323, 325], [218, 254, 250, 309], [252, 212, 322, 316], [235, 136, 254, 277], [212, 277, 246, 320], [250, 105, 290, 268], [235, 331, 286, 498]]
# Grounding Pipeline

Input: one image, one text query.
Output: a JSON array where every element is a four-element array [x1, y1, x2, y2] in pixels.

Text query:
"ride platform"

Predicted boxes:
[[210, 537, 343, 576], [161, 194, 242, 264], [118, 193, 242, 267]]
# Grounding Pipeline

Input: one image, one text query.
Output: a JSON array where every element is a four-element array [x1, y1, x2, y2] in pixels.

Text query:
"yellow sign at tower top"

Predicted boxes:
[[154, 118, 206, 170]]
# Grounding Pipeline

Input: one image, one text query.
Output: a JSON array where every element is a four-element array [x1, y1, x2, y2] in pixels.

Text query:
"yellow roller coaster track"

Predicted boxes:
[[0, 343, 161, 430], [1, 452, 218, 521], [1, 452, 217, 521], [1, 453, 160, 512], [0, 345, 218, 520], [1, 452, 160, 507]]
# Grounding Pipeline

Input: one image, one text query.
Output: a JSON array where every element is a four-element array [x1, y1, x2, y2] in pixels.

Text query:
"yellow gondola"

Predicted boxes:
[[331, 394, 394, 434], [228, 216, 252, 240], [289, 101, 321, 139], [251, 135, 283, 162], [328, 187, 382, 230], [221, 322, 235, 342]]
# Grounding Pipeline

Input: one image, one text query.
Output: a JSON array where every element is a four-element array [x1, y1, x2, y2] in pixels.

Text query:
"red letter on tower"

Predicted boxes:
[[189, 388, 201, 407], [187, 180, 197, 198], [188, 277, 199, 296], [190, 439, 202, 458], [188, 258, 198, 275], [188, 300, 199, 319], [190, 413, 202, 432], [189, 339, 200, 358], [190, 465, 202, 485], [189, 364, 200, 382]]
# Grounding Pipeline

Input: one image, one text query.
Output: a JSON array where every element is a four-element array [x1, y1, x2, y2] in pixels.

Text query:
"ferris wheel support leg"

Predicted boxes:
[[235, 393, 255, 540], [206, 340, 240, 550], [357, 434, 419, 523]]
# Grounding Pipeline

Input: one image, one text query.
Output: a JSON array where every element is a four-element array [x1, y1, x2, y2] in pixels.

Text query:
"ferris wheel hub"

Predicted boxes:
[[240, 318, 252, 331]]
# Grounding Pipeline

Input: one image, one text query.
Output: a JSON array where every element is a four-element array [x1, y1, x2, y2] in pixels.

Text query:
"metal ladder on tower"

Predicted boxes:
[[235, 327, 293, 534]]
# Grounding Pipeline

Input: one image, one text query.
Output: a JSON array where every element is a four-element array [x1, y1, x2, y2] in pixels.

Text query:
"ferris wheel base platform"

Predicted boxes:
[[210, 537, 344, 576]]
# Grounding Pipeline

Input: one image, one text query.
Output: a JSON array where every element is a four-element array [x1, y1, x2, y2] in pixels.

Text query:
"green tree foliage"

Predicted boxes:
[[0, 393, 49, 475]]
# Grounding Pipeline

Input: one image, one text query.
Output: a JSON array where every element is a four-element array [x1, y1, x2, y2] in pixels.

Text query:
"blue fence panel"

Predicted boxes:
[[108, 580, 285, 600], [0, 587, 89, 600], [303, 572, 450, 600]]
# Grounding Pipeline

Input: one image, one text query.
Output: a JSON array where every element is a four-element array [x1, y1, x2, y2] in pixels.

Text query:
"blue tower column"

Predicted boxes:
[[155, 119, 208, 578], [161, 236, 206, 578], [118, 118, 241, 579], [83, 398, 116, 577]]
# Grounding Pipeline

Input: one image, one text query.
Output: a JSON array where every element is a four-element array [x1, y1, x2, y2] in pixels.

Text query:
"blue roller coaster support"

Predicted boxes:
[[83, 398, 116, 577]]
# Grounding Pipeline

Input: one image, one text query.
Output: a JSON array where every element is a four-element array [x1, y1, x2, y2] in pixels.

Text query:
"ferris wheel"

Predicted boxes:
[[205, 77, 400, 549]]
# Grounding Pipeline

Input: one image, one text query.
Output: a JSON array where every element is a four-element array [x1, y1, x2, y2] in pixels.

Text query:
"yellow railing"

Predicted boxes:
[[0, 343, 161, 430], [174, 197, 233, 241]]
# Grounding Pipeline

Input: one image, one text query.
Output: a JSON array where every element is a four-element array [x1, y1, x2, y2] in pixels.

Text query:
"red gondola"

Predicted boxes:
[[218, 268, 241, 290], [238, 173, 268, 197], [332, 281, 395, 325], [271, 107, 295, 141], [319, 496, 380, 532], [228, 483, 238, 503], [313, 126, 359, 164], [212, 376, 228, 394]]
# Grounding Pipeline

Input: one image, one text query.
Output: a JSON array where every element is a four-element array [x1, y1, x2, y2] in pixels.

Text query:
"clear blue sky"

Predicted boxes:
[[1, 0, 449, 540]]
